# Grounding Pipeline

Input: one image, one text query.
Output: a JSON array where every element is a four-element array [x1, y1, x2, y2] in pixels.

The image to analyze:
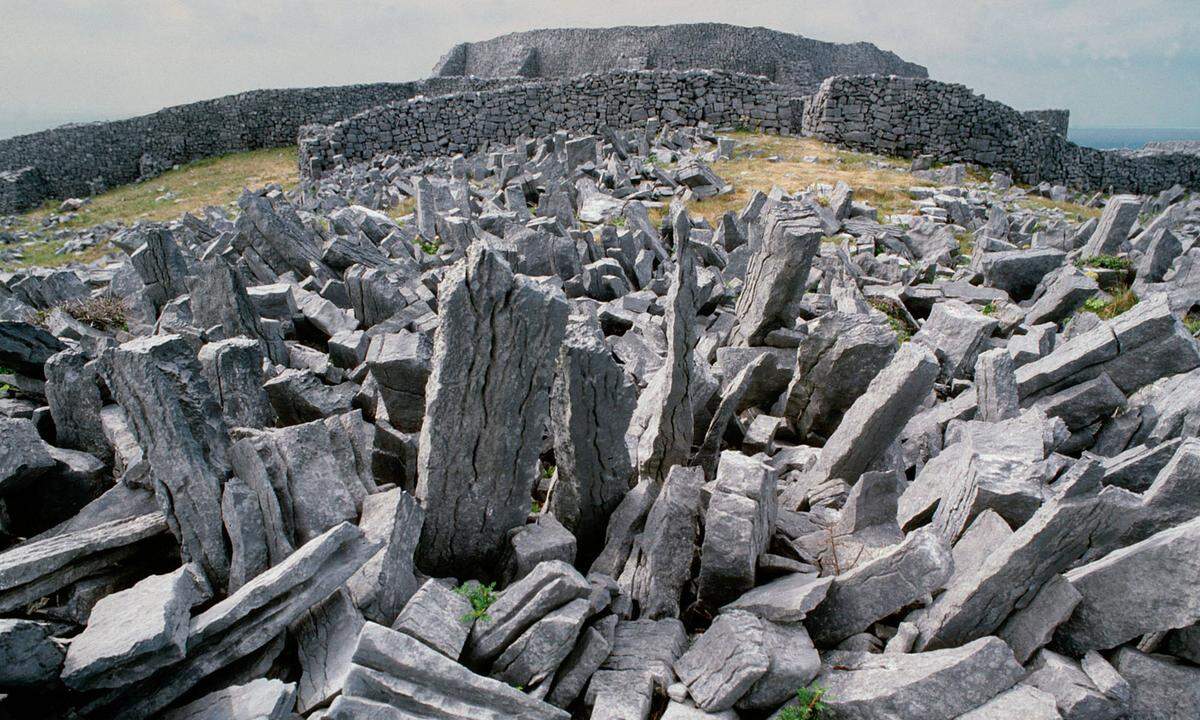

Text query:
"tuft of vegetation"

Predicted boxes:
[[955, 231, 974, 258], [1078, 254, 1132, 271], [778, 685, 831, 720], [416, 238, 441, 255], [454, 581, 498, 624], [869, 298, 913, 344], [32, 295, 129, 333], [531, 499, 542, 514], [1185, 313, 1200, 336], [1082, 285, 1139, 320], [981, 302, 996, 316]]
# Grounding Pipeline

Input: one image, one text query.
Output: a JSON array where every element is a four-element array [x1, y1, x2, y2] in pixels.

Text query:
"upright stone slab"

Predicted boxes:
[[620, 465, 704, 619], [696, 452, 777, 610], [548, 312, 637, 562], [974, 348, 1019, 422], [734, 202, 823, 345], [197, 338, 275, 429], [631, 230, 699, 482], [104, 334, 232, 588], [129, 226, 191, 313], [1082, 195, 1141, 257], [416, 245, 568, 576], [45, 349, 109, 458]]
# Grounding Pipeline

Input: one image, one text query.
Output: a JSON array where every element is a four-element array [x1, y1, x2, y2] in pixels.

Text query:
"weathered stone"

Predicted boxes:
[[44, 349, 109, 458], [464, 560, 590, 666], [735, 202, 823, 344], [292, 588, 364, 713], [346, 488, 424, 625], [675, 610, 769, 711], [1056, 515, 1200, 654], [366, 331, 431, 433], [160, 678, 297, 720], [129, 226, 192, 312], [957, 684, 1062, 720], [1025, 267, 1099, 326], [802, 342, 939, 489], [328, 622, 569, 720], [1111, 646, 1200, 720], [104, 334, 232, 587], [981, 249, 1066, 301], [1117, 437, 1200, 546], [0, 320, 66, 378], [220, 477, 269, 593], [620, 465, 703, 619], [0, 512, 168, 613], [911, 300, 997, 383], [190, 256, 285, 364], [630, 233, 698, 482], [263, 368, 355, 425], [416, 245, 568, 577], [63, 564, 209, 691], [506, 514, 577, 584], [775, 311, 896, 441], [997, 574, 1081, 663], [721, 572, 832, 623], [391, 579, 473, 660], [492, 596, 592, 691], [588, 618, 688, 720], [0, 619, 67, 688], [0, 416, 54, 493], [1025, 649, 1124, 720], [738, 620, 821, 711], [546, 616, 616, 708], [807, 636, 1023, 720], [548, 312, 637, 562], [697, 452, 777, 610], [1082, 195, 1141, 257], [806, 528, 953, 646], [916, 461, 1136, 651], [197, 338, 275, 429], [975, 348, 1019, 422]]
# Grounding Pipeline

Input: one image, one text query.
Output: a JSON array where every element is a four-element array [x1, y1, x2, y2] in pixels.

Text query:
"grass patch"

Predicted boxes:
[[1015, 195, 1103, 222], [385, 197, 417, 223], [32, 295, 129, 333], [981, 302, 996, 316], [685, 132, 930, 225], [869, 298, 914, 344], [1082, 285, 1138, 320], [1078, 254, 1132, 271], [454, 581, 498, 624], [778, 685, 831, 720]]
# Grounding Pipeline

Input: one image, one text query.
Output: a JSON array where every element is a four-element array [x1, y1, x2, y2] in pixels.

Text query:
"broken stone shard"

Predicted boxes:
[[735, 202, 823, 345]]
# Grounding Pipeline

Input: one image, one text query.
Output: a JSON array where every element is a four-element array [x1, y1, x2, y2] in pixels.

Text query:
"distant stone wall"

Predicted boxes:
[[802, 75, 1200, 193], [299, 70, 793, 178], [1022, 109, 1070, 138], [431, 23, 928, 94], [0, 78, 518, 214]]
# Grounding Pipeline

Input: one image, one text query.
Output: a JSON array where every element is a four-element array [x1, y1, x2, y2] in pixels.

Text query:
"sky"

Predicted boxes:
[[2, 0, 1198, 139]]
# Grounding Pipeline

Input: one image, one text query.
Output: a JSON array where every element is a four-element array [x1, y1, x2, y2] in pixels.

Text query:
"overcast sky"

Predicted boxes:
[[2, 0, 1198, 139]]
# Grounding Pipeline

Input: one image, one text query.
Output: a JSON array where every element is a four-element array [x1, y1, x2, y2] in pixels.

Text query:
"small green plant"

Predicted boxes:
[[610, 215, 627, 228], [778, 684, 830, 720], [531, 499, 542, 514], [869, 298, 913, 344], [1078, 254, 1132, 271], [541, 464, 556, 480], [417, 238, 440, 255], [1081, 285, 1139, 320], [454, 581, 498, 624], [1185, 313, 1200, 336], [981, 302, 996, 316]]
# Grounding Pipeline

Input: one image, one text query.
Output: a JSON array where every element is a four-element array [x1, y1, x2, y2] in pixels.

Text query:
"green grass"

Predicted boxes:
[[869, 298, 913, 344], [5, 146, 299, 270], [1078, 254, 1132, 271], [454, 581, 498, 624], [981, 302, 996, 316], [1185, 314, 1200, 336], [778, 685, 831, 720], [1082, 285, 1139, 320]]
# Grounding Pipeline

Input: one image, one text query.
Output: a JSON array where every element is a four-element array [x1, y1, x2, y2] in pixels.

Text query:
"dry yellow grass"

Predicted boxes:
[[1015, 195, 1104, 222], [686, 131, 934, 224]]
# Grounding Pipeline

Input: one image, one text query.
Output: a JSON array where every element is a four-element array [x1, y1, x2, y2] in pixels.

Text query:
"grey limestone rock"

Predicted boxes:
[[956, 684, 1062, 720], [1024, 649, 1125, 720], [0, 416, 55, 493], [911, 299, 997, 383], [365, 330, 431, 433], [491, 596, 592, 692], [546, 616, 616, 708], [346, 488, 424, 626], [588, 618, 688, 720], [738, 620, 821, 711], [416, 245, 568, 576], [220, 477, 269, 593], [721, 572, 832, 623], [620, 465, 704, 620], [735, 202, 823, 345], [0, 618, 68, 688], [674, 610, 769, 711], [697, 451, 777, 610], [291, 588, 364, 713], [160, 678, 297, 720], [1082, 195, 1141, 257], [974, 348, 1019, 422], [391, 578, 473, 660], [996, 573, 1081, 663], [197, 338, 275, 429], [1111, 647, 1200, 720], [44, 349, 109, 458], [506, 514, 577, 583]]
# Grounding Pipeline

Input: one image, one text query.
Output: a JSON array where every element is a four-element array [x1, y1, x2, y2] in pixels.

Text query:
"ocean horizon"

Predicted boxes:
[[1069, 126, 1200, 150]]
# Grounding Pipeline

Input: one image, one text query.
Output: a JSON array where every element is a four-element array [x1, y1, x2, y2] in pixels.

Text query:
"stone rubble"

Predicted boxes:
[[0, 110, 1199, 720]]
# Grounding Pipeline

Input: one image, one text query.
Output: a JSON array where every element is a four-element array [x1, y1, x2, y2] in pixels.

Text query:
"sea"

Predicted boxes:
[[1069, 127, 1200, 151]]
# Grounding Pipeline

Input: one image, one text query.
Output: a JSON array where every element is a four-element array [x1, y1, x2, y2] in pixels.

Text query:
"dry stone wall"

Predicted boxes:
[[802, 75, 1200, 193], [298, 70, 792, 178], [0, 78, 517, 214]]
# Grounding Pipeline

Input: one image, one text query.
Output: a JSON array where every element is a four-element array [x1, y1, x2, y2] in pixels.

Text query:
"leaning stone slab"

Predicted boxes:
[[346, 488, 424, 626], [327, 622, 569, 720], [62, 564, 209, 691], [911, 299, 997, 383], [996, 573, 1081, 664], [197, 338, 275, 429], [1024, 649, 1124, 720], [803, 343, 939, 489], [675, 610, 769, 711], [1082, 194, 1141, 257], [721, 572, 832, 623], [291, 588, 364, 714], [807, 636, 1023, 720], [45, 349, 109, 458], [491, 596, 592, 692], [83, 522, 376, 720], [1111, 647, 1200, 720], [104, 334, 232, 587], [0, 416, 54, 493], [161, 678, 297, 720], [735, 202, 823, 345], [738, 621, 820, 712], [0, 512, 168, 614], [546, 616, 616, 709], [806, 528, 952, 646], [0, 618, 68, 688], [1056, 515, 1200, 655], [915, 461, 1136, 651], [416, 245, 568, 577]]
